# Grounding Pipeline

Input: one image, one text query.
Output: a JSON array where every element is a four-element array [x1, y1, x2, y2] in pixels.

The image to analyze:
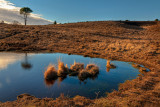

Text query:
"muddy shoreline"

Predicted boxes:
[[0, 21, 159, 106]]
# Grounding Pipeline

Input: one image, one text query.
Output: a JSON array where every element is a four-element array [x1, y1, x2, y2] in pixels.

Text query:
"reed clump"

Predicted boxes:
[[69, 62, 84, 76], [44, 61, 100, 82], [85, 64, 99, 76], [78, 69, 91, 81], [44, 64, 58, 80], [106, 60, 116, 69], [78, 64, 99, 81], [57, 60, 68, 77]]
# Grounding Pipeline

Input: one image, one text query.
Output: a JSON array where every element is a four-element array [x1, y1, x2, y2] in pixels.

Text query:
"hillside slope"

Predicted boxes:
[[0, 21, 160, 107]]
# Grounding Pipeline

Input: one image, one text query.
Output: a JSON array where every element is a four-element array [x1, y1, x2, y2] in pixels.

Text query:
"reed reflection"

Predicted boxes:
[[44, 79, 57, 87]]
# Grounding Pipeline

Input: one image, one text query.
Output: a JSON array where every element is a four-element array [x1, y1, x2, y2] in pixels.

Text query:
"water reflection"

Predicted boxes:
[[44, 76, 67, 87], [21, 53, 32, 70], [0, 53, 24, 70], [58, 76, 67, 86], [44, 79, 56, 87], [106, 67, 110, 72]]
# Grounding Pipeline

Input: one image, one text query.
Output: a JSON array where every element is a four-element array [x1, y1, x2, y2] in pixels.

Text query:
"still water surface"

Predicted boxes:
[[0, 52, 140, 102]]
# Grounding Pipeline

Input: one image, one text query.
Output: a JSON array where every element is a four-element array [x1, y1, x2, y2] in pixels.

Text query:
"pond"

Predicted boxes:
[[0, 52, 141, 102]]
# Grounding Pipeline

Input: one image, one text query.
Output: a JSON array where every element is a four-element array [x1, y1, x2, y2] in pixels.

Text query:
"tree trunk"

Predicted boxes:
[[24, 14, 27, 26]]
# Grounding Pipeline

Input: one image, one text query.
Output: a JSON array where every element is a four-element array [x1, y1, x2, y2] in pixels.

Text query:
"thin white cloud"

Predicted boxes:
[[0, 0, 53, 25], [0, 53, 34, 71]]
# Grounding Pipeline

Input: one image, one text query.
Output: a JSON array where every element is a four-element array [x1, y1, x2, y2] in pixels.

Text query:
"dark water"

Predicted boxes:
[[0, 52, 140, 102]]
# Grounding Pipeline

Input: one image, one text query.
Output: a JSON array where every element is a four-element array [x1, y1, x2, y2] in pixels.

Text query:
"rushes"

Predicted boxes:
[[106, 60, 116, 69], [57, 60, 68, 77], [86, 64, 99, 76], [78, 64, 99, 81], [44, 64, 58, 80], [44, 60, 100, 83]]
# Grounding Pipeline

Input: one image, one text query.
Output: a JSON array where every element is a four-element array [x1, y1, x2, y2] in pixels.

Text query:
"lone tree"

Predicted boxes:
[[54, 21, 57, 24], [155, 19, 159, 21], [20, 7, 33, 25]]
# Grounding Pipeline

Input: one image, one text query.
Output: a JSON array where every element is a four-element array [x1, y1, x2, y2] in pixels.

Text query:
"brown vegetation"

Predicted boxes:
[[85, 64, 99, 76], [0, 21, 160, 107], [106, 60, 116, 69], [57, 60, 68, 77], [78, 64, 99, 81], [44, 64, 57, 80]]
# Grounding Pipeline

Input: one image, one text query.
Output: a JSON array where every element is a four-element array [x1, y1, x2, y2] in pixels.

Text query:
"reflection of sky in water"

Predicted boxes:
[[0, 53, 140, 102], [0, 53, 33, 70]]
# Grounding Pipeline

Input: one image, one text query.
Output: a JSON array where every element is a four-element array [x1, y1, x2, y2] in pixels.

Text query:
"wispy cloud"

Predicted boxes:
[[0, 0, 53, 25], [0, 53, 34, 71]]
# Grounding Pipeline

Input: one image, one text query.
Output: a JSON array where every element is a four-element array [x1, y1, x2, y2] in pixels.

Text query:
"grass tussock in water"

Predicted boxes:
[[57, 60, 68, 77], [78, 69, 91, 81], [78, 64, 99, 81], [44, 60, 100, 82], [106, 60, 116, 69], [70, 61, 84, 72], [44, 64, 58, 80], [86, 64, 99, 76], [69, 62, 84, 76]]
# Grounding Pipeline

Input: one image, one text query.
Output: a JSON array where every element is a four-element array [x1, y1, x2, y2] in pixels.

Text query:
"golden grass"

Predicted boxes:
[[78, 64, 99, 81], [44, 64, 57, 80], [78, 69, 91, 81], [70, 62, 84, 72], [57, 60, 68, 77], [85, 64, 99, 76], [106, 60, 116, 69]]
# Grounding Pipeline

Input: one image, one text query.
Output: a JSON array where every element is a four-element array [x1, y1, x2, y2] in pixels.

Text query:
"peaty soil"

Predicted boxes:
[[0, 21, 160, 107]]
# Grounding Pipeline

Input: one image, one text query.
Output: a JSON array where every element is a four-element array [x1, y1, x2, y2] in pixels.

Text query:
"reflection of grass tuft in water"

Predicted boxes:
[[44, 78, 56, 87]]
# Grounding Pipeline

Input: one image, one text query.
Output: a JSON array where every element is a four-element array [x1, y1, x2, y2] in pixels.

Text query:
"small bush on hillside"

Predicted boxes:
[[155, 19, 159, 21]]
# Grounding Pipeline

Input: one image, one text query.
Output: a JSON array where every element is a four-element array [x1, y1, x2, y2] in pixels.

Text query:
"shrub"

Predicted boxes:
[[54, 21, 57, 24], [155, 19, 159, 21]]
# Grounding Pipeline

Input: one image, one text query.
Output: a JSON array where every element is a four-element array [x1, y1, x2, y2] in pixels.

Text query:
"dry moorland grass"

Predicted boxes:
[[0, 21, 160, 107]]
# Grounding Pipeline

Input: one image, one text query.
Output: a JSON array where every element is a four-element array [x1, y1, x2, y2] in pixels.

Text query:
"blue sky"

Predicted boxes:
[[2, 0, 160, 23]]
